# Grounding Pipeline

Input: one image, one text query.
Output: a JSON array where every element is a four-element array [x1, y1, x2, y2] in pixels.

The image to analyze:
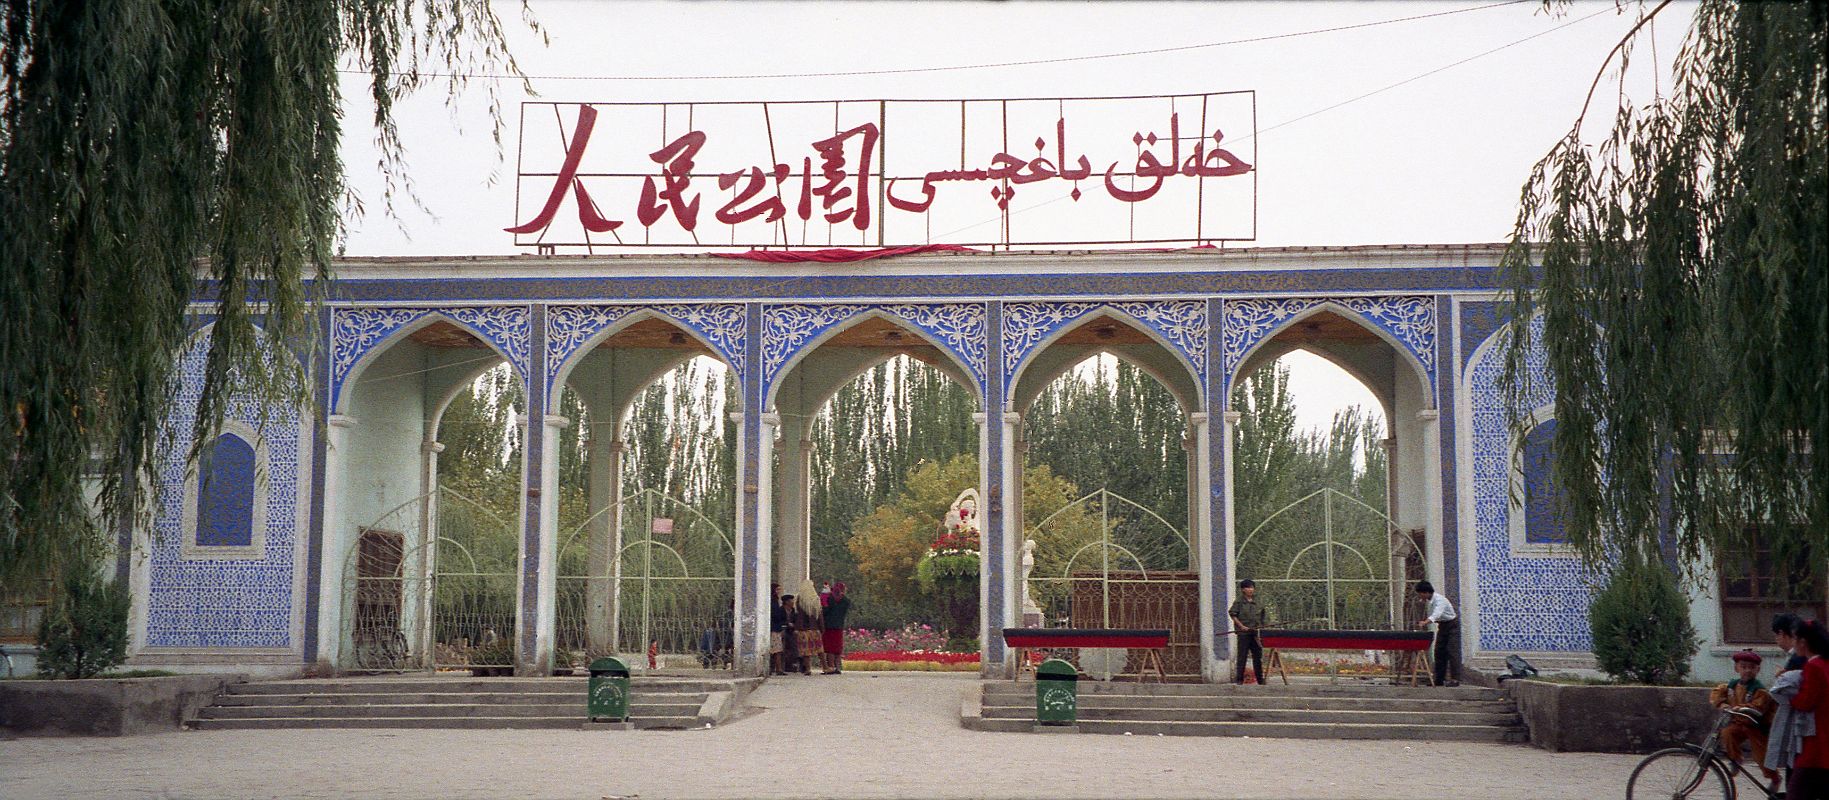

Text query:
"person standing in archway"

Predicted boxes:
[[1414, 580, 1461, 687], [794, 579, 824, 676], [1229, 579, 1266, 685], [822, 581, 852, 674]]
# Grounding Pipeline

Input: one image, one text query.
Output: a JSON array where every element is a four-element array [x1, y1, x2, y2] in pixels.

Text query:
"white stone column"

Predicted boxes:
[[1383, 436, 1404, 629], [315, 414, 358, 671], [1189, 412, 1217, 681], [521, 414, 568, 676], [731, 411, 771, 675], [751, 412, 780, 673], [415, 439, 444, 665], [1417, 409, 1445, 591], [774, 415, 811, 588], [586, 436, 625, 653], [987, 411, 1021, 678], [1220, 410, 1242, 680]]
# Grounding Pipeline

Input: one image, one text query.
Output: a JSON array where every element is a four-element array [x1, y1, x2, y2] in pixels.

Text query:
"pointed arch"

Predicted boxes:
[[1002, 301, 1207, 408], [544, 303, 748, 414], [328, 306, 532, 415], [761, 304, 985, 412], [1223, 298, 1435, 408]]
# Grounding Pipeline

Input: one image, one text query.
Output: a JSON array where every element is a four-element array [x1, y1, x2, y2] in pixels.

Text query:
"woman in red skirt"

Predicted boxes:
[[822, 581, 852, 674]]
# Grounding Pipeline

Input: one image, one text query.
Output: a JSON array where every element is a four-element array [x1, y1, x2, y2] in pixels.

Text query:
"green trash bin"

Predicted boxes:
[[1035, 658, 1079, 726], [588, 657, 631, 722]]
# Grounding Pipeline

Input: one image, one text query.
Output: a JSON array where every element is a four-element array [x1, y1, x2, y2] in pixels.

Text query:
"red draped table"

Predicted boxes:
[[1257, 628, 1437, 686], [1001, 628, 1171, 682]]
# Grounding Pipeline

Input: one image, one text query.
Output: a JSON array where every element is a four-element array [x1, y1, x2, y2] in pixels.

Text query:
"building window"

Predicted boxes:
[[196, 433, 257, 547], [1508, 409, 1575, 556], [1718, 527, 1827, 644], [1, 580, 54, 646], [181, 421, 268, 560], [1518, 418, 1566, 544]]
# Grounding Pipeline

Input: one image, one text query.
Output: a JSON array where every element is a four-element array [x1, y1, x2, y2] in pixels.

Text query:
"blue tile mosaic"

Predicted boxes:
[[1467, 314, 1595, 653], [145, 331, 304, 649]]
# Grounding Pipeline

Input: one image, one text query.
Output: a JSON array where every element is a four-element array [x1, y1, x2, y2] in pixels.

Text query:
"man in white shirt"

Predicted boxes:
[[1414, 580, 1461, 687]]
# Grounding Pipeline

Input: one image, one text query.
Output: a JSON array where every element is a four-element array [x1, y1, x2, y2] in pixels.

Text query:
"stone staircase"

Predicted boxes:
[[191, 676, 759, 731], [966, 680, 1529, 742]]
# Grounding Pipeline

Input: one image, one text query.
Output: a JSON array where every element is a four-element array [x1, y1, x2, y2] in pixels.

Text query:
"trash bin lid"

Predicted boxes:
[[1036, 658, 1078, 680], [589, 656, 630, 676]]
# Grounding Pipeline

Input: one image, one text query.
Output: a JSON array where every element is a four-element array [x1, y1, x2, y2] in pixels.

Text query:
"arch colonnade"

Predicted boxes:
[[123, 246, 1605, 682]]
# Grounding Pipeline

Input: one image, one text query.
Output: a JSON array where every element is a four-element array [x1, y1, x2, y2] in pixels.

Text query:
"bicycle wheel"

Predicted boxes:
[[1627, 748, 1733, 800]]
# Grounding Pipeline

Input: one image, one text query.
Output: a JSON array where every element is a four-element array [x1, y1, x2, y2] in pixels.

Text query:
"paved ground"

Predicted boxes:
[[3, 672, 1651, 799]]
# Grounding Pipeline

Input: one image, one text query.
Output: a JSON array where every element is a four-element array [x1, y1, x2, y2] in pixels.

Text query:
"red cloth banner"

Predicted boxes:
[[710, 244, 980, 263]]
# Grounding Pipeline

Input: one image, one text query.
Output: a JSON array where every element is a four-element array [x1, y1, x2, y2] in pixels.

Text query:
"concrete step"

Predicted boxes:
[[984, 682, 1503, 702], [195, 676, 753, 731], [971, 717, 1529, 742], [978, 704, 1521, 727], [223, 677, 747, 695], [189, 715, 701, 731], [197, 701, 703, 720], [977, 693, 1516, 713], [211, 691, 700, 708]]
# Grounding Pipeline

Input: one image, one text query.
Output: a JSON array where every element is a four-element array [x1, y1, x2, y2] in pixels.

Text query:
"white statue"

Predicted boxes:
[[1021, 538, 1042, 620], [944, 488, 980, 535]]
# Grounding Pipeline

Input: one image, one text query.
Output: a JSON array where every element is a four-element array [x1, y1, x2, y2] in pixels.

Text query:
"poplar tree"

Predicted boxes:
[[0, 1, 531, 582], [1502, 2, 1826, 576]]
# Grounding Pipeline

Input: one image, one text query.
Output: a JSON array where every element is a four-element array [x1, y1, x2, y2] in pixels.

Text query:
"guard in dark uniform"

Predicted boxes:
[[1229, 579, 1266, 685]]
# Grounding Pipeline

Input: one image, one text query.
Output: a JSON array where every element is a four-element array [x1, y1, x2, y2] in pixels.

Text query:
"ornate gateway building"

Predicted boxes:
[[63, 244, 1777, 684]]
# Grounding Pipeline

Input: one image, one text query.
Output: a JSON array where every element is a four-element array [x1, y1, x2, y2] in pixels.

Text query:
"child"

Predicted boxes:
[[1713, 649, 1778, 783]]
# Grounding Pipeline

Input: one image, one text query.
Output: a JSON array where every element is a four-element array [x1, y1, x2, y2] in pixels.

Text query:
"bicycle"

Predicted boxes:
[[1627, 707, 1783, 799]]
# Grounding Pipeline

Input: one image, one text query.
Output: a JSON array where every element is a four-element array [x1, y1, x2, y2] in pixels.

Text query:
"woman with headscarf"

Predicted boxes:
[[793, 579, 823, 676], [821, 581, 853, 674]]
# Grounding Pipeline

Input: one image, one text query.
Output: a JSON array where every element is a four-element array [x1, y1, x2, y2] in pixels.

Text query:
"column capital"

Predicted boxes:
[[759, 411, 782, 427], [1415, 409, 1441, 422], [728, 411, 746, 425], [972, 412, 988, 424], [422, 440, 446, 455], [328, 414, 359, 429], [1187, 411, 1210, 425], [544, 414, 572, 429], [1222, 410, 1243, 426]]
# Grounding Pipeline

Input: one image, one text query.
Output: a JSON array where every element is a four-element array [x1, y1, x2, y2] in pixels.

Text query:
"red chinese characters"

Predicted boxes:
[[506, 104, 1252, 241]]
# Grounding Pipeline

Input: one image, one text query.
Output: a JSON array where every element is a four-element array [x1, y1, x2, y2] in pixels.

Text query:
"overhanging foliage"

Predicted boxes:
[[0, 0, 531, 583], [1501, 1, 1826, 580]]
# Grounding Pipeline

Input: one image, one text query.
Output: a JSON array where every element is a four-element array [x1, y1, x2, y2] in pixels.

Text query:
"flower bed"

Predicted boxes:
[[842, 624, 949, 654], [843, 649, 980, 672]]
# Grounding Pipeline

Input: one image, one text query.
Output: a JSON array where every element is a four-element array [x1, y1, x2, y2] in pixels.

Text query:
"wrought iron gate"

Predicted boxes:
[[556, 487, 734, 669], [1235, 487, 1403, 630], [1027, 488, 1201, 679], [341, 487, 520, 673]]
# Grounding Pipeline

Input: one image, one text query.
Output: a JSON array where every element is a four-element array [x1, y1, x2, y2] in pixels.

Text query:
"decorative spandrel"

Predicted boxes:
[[330, 306, 532, 410], [1001, 300, 1208, 402], [1220, 296, 1436, 395], [761, 303, 987, 396]]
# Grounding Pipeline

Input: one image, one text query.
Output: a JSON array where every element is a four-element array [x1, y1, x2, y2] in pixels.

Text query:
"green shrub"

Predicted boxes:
[[35, 558, 129, 679], [1589, 551, 1698, 685]]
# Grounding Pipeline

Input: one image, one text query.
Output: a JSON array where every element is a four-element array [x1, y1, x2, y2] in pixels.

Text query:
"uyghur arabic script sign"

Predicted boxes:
[[508, 93, 1255, 250]]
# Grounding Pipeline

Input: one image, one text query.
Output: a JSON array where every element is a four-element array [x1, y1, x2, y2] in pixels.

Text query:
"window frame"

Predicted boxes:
[[1717, 524, 1827, 645], [180, 419, 270, 561]]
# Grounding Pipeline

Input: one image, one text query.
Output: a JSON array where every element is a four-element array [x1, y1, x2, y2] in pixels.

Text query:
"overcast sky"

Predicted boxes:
[[336, 0, 1695, 433]]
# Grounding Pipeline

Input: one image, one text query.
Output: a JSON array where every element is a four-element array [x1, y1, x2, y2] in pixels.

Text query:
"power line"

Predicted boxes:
[[928, 5, 1615, 242], [337, 0, 1533, 83]]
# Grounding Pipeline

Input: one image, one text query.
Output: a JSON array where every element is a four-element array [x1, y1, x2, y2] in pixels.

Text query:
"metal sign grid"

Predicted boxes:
[[509, 92, 1257, 252]]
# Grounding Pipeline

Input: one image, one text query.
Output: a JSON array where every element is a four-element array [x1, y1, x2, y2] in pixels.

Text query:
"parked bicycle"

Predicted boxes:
[[1627, 707, 1782, 799]]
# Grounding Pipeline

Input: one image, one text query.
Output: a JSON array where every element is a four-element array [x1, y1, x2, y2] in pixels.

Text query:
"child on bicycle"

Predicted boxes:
[[1713, 649, 1780, 784]]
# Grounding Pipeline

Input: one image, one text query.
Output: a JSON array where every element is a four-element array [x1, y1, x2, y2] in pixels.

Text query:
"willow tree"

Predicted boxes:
[[1502, 2, 1826, 578], [0, 1, 531, 583]]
